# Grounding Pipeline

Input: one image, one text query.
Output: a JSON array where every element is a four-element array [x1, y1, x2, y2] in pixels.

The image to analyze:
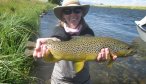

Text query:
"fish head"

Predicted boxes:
[[115, 44, 135, 57]]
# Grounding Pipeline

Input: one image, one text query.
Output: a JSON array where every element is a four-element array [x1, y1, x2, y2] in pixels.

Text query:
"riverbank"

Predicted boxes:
[[93, 5, 146, 10], [0, 0, 55, 83]]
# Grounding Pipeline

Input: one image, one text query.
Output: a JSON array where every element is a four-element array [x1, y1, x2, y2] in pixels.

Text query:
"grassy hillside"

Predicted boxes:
[[0, 0, 55, 83]]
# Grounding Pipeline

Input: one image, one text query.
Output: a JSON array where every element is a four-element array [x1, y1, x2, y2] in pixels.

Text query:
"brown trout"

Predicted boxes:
[[43, 36, 134, 73]]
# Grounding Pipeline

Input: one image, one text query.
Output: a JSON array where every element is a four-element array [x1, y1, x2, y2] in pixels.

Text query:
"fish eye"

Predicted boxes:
[[127, 47, 131, 50]]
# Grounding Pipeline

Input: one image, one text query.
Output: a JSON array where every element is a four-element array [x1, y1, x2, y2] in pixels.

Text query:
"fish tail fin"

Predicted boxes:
[[43, 50, 59, 62]]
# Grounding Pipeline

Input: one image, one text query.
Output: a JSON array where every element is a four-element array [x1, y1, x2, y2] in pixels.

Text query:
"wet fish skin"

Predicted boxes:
[[43, 36, 134, 72]]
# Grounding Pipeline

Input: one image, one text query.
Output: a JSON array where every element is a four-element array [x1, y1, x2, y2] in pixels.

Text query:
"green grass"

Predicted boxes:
[[0, 0, 55, 83], [93, 5, 146, 10]]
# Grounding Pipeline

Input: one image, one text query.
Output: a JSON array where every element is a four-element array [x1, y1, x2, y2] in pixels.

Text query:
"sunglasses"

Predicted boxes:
[[63, 7, 82, 15]]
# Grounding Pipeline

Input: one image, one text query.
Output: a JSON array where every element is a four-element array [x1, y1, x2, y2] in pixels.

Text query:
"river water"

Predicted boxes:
[[36, 7, 146, 84]]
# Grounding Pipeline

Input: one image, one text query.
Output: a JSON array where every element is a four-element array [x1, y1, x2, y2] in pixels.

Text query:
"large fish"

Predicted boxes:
[[43, 36, 134, 73]]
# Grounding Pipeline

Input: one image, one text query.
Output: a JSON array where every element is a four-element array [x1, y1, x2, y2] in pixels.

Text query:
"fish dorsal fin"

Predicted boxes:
[[74, 61, 85, 73]]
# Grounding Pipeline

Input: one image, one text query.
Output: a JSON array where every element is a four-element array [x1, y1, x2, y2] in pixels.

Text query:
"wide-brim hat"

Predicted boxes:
[[53, 0, 90, 21]]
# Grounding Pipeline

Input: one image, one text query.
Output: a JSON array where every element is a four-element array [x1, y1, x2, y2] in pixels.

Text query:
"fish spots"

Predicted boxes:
[[46, 36, 132, 61]]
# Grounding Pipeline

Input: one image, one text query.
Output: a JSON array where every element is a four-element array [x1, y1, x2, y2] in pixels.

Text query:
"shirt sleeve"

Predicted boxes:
[[51, 26, 71, 41]]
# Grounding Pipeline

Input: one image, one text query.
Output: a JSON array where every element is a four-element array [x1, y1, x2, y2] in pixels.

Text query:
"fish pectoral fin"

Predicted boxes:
[[107, 60, 114, 68], [74, 61, 85, 73], [107, 53, 116, 68], [43, 50, 59, 62]]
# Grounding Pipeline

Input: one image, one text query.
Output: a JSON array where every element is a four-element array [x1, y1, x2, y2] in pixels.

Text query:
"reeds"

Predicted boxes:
[[0, 0, 55, 83]]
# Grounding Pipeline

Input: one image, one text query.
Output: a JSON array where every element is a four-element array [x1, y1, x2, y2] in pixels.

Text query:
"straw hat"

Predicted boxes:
[[53, 0, 90, 20]]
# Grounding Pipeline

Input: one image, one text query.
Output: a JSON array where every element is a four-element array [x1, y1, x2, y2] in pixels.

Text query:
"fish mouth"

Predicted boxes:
[[126, 49, 136, 56]]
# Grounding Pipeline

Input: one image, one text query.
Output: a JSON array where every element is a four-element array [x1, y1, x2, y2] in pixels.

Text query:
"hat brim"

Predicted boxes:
[[53, 5, 90, 21]]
